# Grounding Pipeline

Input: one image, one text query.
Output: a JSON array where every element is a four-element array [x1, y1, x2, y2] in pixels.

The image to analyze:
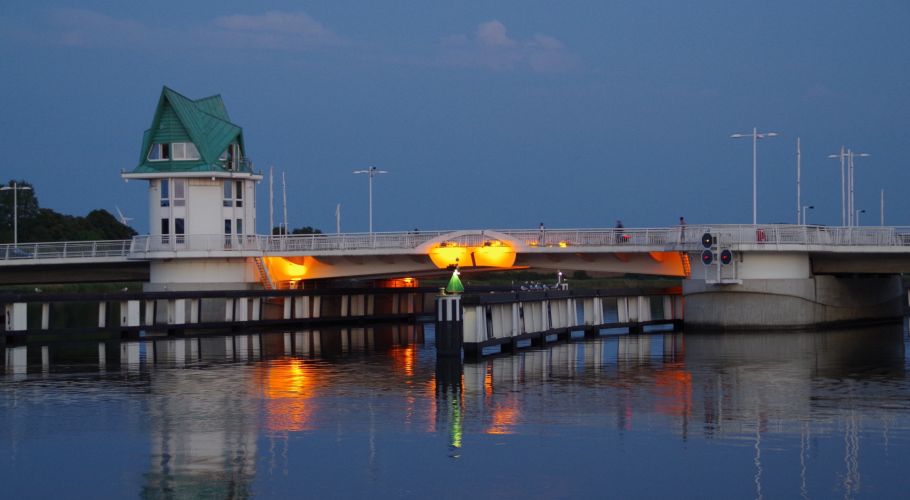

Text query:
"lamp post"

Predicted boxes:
[[880, 189, 885, 226], [1, 181, 32, 246], [801, 205, 814, 225], [827, 147, 847, 226], [731, 127, 779, 225], [352, 166, 388, 234], [847, 150, 869, 227], [855, 209, 866, 226]]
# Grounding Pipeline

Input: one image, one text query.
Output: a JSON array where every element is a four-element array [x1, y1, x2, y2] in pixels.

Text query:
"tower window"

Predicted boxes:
[[160, 179, 170, 207], [148, 143, 170, 161], [173, 179, 185, 207], [223, 180, 233, 207], [171, 143, 201, 161]]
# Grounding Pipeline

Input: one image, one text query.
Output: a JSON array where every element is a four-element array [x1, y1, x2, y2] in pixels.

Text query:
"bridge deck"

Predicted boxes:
[[2, 225, 910, 265]]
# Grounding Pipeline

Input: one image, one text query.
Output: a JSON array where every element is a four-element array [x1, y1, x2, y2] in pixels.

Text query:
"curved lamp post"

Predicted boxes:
[[731, 127, 779, 225], [353, 166, 388, 235]]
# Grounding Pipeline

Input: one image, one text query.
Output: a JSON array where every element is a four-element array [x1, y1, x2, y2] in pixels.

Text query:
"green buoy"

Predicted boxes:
[[445, 268, 464, 294]]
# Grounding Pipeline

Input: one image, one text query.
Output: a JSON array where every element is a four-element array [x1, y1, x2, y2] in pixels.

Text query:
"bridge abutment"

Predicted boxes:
[[685, 252, 904, 329]]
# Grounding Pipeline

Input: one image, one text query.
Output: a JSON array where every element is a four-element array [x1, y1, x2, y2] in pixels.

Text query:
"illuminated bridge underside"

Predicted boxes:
[[263, 229, 688, 281]]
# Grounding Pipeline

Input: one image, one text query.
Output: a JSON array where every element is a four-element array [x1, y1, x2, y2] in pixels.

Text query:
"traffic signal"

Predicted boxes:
[[720, 249, 733, 265], [701, 249, 714, 265], [701, 232, 715, 249]]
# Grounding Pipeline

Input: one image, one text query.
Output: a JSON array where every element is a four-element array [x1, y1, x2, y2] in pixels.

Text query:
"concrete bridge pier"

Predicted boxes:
[[684, 252, 904, 329]]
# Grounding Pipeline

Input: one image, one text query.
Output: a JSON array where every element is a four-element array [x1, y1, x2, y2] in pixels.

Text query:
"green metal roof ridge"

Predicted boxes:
[[162, 88, 242, 164], [134, 86, 246, 173]]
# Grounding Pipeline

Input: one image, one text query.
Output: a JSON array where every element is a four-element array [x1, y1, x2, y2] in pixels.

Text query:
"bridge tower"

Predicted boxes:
[[122, 87, 263, 290]]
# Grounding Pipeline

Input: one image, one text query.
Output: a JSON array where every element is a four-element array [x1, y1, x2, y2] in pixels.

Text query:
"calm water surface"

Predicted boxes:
[[3, 321, 910, 499]]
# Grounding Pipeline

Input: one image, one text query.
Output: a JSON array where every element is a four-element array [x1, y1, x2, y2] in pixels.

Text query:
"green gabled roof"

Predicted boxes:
[[132, 86, 249, 174]]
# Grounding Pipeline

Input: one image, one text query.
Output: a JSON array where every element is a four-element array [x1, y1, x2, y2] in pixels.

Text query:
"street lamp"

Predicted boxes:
[[847, 150, 869, 227], [827, 147, 847, 226], [0, 181, 32, 246], [801, 205, 814, 225], [731, 127, 779, 225], [352, 166, 388, 234], [855, 209, 866, 226]]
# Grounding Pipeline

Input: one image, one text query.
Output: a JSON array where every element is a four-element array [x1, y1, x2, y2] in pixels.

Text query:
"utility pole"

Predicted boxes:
[[282, 171, 288, 236], [269, 166, 274, 236], [796, 137, 801, 225]]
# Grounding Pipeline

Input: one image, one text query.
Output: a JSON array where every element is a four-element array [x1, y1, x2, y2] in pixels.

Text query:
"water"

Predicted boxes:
[[3, 321, 910, 499]]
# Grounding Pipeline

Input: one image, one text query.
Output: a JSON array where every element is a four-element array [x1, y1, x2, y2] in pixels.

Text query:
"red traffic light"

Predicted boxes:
[[720, 249, 733, 265], [701, 249, 714, 265]]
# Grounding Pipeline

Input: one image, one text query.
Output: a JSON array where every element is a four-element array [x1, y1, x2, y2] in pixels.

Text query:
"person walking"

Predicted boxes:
[[538, 222, 545, 245], [678, 216, 687, 245]]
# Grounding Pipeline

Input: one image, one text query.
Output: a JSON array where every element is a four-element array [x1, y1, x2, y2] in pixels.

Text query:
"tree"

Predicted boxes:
[[272, 226, 323, 235], [0, 179, 136, 243]]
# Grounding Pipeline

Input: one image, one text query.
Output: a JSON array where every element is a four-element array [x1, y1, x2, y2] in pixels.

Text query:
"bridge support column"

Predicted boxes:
[[145, 300, 155, 326], [167, 299, 185, 325], [5, 303, 27, 332], [189, 299, 200, 324], [120, 300, 141, 328], [311, 296, 321, 319], [224, 298, 235, 322], [512, 303, 521, 336], [638, 296, 651, 322], [98, 302, 107, 328], [252, 298, 261, 321], [341, 295, 349, 317], [293, 296, 308, 319], [237, 298, 249, 321], [41, 303, 50, 330], [283, 297, 292, 319]]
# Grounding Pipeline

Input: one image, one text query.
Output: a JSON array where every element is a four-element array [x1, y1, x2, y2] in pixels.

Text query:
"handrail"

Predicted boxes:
[[4, 225, 910, 262]]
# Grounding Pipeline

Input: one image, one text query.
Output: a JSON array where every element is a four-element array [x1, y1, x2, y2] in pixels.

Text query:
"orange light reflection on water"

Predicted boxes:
[[259, 359, 318, 433], [485, 396, 519, 435]]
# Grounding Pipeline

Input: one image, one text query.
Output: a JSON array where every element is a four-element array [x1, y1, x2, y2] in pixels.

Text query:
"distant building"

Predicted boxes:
[[123, 87, 264, 290]]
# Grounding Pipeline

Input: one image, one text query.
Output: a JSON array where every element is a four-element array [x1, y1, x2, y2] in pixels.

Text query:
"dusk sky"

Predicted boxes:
[[1, 1, 908, 234]]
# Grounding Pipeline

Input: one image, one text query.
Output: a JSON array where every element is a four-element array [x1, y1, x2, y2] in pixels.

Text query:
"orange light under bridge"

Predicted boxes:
[[428, 240, 517, 269]]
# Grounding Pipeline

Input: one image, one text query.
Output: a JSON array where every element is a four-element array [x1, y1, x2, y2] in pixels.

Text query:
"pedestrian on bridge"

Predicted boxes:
[[678, 216, 687, 245], [538, 222, 545, 246]]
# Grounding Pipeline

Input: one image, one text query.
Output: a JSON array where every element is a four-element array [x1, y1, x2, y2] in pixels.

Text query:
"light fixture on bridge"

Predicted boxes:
[[855, 209, 866, 226], [731, 127, 779, 225], [352, 166, 388, 235]]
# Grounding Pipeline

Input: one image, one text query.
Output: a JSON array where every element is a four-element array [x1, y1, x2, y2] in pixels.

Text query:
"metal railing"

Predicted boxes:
[[0, 240, 132, 261], [4, 225, 910, 263]]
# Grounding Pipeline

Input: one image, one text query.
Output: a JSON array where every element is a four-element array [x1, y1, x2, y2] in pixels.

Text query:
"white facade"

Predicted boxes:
[[145, 174, 259, 245]]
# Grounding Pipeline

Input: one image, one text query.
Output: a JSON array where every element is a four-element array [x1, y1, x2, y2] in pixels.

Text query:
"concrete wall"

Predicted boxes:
[[146, 259, 257, 291], [684, 274, 904, 329]]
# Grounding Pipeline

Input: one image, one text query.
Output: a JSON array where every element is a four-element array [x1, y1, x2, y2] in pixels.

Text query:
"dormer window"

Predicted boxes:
[[172, 142, 201, 160], [148, 142, 200, 161], [148, 143, 170, 161]]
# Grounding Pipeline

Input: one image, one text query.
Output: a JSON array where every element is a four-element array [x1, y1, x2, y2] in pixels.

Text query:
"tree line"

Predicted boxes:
[[0, 180, 136, 244]]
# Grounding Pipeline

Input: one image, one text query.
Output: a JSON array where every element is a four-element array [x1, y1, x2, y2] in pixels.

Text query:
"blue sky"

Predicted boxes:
[[1, 1, 908, 233]]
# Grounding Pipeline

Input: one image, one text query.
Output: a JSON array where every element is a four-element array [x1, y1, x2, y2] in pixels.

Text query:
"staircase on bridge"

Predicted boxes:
[[253, 257, 274, 290]]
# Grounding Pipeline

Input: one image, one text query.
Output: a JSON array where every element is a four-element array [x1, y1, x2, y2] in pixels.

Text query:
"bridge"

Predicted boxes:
[[3, 225, 910, 284]]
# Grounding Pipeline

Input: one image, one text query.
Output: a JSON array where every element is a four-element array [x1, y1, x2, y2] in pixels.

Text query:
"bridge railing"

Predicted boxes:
[[6, 225, 910, 263], [263, 231, 449, 252], [0, 240, 132, 260]]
